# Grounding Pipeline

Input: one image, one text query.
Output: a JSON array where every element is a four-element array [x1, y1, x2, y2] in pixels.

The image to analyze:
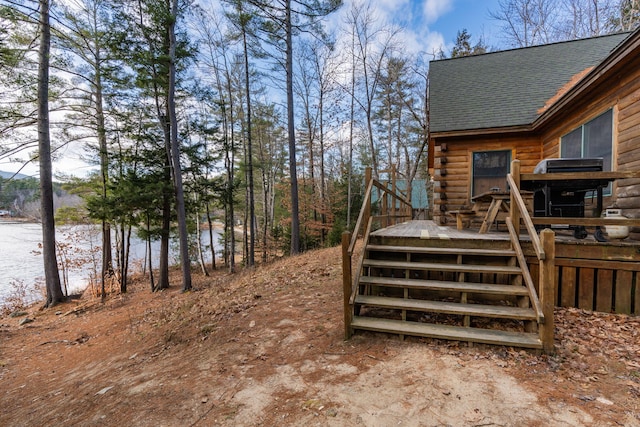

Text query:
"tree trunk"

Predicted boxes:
[[319, 80, 326, 246], [196, 206, 209, 276], [94, 43, 113, 301], [206, 203, 216, 271], [123, 225, 131, 292], [241, 21, 256, 267], [157, 156, 171, 291], [286, 0, 300, 255], [147, 213, 155, 291], [168, 0, 191, 291], [347, 30, 356, 229], [37, 0, 64, 307]]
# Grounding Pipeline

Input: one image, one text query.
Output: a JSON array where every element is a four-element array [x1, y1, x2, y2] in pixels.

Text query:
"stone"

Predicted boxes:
[[326, 408, 338, 417], [96, 386, 113, 396], [18, 317, 33, 326]]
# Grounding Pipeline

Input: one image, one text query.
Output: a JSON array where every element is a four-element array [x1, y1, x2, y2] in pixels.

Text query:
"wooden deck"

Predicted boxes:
[[369, 220, 640, 315], [372, 219, 639, 245], [371, 220, 508, 240], [343, 170, 638, 351]]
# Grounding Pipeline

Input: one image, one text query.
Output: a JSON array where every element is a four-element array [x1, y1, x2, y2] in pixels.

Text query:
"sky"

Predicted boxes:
[[425, 0, 504, 50], [352, 0, 505, 55], [0, 0, 505, 179]]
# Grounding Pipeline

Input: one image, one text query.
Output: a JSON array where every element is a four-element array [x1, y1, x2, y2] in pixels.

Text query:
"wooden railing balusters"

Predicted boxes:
[[344, 167, 414, 338], [509, 159, 554, 353]]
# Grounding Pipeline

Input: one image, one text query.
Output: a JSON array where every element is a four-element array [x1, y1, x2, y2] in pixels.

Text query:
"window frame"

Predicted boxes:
[[560, 108, 613, 196], [471, 149, 512, 198]]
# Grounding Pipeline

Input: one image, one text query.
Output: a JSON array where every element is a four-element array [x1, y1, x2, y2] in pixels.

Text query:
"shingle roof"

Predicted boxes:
[[429, 33, 631, 134]]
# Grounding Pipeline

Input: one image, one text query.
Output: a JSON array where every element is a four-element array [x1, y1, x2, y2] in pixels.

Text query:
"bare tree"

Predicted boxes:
[[346, 1, 399, 179], [243, 0, 341, 255], [490, 0, 559, 47], [610, 0, 640, 31], [560, 0, 616, 38]]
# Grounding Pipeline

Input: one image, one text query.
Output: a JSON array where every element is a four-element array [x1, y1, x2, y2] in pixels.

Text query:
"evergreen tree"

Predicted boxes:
[[240, 0, 342, 255], [450, 29, 488, 58], [37, 0, 64, 306], [55, 0, 120, 299], [114, 0, 195, 290]]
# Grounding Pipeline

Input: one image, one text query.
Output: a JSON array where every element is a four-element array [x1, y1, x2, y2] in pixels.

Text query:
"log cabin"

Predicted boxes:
[[428, 29, 640, 238], [341, 32, 640, 349]]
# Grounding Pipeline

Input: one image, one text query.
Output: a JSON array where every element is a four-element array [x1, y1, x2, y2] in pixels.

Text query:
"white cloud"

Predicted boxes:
[[422, 0, 454, 24], [421, 31, 447, 56], [326, 0, 449, 59], [375, 0, 411, 14]]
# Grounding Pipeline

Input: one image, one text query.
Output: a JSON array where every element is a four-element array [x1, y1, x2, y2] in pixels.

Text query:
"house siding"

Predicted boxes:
[[615, 68, 640, 228], [430, 31, 640, 236], [538, 56, 640, 236], [432, 135, 541, 225]]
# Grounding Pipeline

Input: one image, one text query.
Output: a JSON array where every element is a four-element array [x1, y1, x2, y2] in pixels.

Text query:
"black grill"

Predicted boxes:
[[523, 158, 608, 240]]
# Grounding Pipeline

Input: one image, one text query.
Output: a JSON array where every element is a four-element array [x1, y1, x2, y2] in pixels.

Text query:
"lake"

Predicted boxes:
[[0, 221, 222, 307]]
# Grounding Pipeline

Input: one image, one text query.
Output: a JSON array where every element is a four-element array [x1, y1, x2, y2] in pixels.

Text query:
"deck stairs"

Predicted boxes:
[[351, 237, 543, 349]]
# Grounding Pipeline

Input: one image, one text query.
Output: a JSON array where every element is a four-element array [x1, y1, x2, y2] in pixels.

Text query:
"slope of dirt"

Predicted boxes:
[[0, 246, 639, 426]]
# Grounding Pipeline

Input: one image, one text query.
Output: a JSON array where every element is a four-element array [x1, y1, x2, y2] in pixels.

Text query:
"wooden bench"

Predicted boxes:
[[450, 210, 476, 230]]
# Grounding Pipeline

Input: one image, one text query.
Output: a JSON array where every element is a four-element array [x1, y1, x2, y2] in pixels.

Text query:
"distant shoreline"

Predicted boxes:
[[0, 217, 36, 224]]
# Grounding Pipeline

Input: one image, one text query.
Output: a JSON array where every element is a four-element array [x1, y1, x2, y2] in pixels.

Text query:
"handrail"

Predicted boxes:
[[346, 171, 414, 305], [521, 170, 640, 182], [506, 217, 545, 323], [348, 177, 412, 255], [372, 180, 412, 208], [349, 216, 373, 306], [507, 173, 545, 260], [530, 217, 640, 226], [348, 178, 374, 255]]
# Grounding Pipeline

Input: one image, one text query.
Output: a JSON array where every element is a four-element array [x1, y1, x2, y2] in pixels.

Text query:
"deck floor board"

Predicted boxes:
[[370, 220, 509, 240]]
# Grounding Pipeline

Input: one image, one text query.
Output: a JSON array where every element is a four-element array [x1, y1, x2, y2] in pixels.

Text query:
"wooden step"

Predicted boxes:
[[359, 276, 530, 296], [363, 259, 522, 275], [366, 245, 516, 257], [351, 317, 542, 349], [354, 295, 536, 320]]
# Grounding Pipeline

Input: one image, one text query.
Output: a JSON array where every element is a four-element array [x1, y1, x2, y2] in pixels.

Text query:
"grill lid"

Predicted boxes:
[[534, 157, 603, 174]]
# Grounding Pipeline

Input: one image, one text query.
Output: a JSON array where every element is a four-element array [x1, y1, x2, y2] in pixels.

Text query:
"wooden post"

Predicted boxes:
[[510, 160, 521, 240], [342, 231, 353, 340], [391, 165, 397, 225], [539, 228, 555, 354], [364, 167, 372, 234], [382, 189, 388, 228]]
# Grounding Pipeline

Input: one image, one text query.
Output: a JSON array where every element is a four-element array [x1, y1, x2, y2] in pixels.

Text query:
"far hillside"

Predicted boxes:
[[0, 172, 81, 219]]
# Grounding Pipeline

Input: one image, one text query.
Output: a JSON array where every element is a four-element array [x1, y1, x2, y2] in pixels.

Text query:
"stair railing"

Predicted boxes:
[[343, 167, 413, 339], [508, 159, 555, 354]]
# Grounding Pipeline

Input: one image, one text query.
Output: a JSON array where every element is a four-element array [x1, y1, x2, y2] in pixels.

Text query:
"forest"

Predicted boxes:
[[1, 0, 639, 307]]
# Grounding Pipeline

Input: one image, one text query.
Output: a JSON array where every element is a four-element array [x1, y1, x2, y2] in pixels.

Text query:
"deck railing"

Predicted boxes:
[[508, 160, 554, 353], [519, 169, 640, 229], [509, 162, 640, 352], [343, 167, 413, 339]]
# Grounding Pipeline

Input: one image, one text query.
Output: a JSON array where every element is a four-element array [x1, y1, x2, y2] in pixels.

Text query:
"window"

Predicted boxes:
[[561, 109, 613, 194], [561, 109, 612, 169], [472, 150, 511, 197]]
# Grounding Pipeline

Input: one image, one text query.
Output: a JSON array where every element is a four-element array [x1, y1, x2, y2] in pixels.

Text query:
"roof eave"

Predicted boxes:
[[431, 124, 533, 139]]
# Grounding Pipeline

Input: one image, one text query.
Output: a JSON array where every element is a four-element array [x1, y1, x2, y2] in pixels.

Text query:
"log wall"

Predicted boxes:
[[431, 47, 640, 234], [539, 56, 640, 239], [432, 135, 541, 225]]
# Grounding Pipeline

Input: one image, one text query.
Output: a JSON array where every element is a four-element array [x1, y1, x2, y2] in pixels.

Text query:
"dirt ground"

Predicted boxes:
[[1, 245, 639, 426]]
